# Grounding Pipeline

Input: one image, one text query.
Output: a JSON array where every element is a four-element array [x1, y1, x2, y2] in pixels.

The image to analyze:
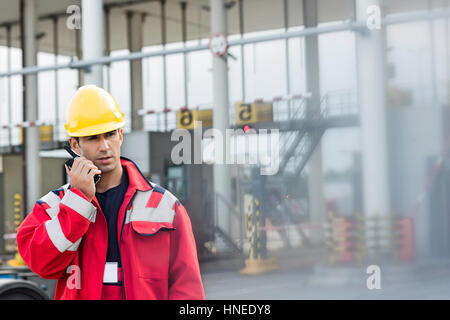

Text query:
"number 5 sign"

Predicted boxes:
[[235, 103, 256, 125], [209, 33, 228, 57], [235, 102, 273, 125]]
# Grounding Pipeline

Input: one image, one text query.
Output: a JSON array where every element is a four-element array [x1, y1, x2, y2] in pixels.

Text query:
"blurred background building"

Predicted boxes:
[[0, 0, 450, 299]]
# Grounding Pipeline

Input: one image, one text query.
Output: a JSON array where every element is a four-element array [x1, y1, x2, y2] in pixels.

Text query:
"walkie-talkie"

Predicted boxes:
[[64, 144, 101, 184]]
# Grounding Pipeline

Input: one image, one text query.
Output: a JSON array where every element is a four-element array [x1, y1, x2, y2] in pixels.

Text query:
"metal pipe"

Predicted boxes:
[[104, 6, 111, 92], [0, 22, 362, 78], [2, 8, 450, 78], [196, 0, 202, 45], [160, 0, 168, 130], [447, 0, 450, 101], [52, 16, 59, 142], [81, 0, 104, 86], [283, 0, 291, 117], [20, 0, 41, 215], [6, 24, 12, 146], [356, 0, 391, 222], [127, 10, 145, 131], [428, 0, 437, 107], [20, 0, 27, 214], [75, 27, 82, 87], [181, 1, 189, 108], [238, 0, 246, 102], [211, 0, 233, 241]]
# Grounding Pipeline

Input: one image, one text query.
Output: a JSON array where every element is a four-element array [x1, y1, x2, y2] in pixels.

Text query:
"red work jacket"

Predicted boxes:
[[17, 158, 205, 300]]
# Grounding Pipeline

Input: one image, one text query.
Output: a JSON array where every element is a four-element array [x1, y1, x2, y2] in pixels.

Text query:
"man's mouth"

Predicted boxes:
[[97, 156, 112, 163]]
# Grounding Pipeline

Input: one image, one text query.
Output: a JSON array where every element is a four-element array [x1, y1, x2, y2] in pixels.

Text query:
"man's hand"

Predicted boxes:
[[65, 157, 101, 202]]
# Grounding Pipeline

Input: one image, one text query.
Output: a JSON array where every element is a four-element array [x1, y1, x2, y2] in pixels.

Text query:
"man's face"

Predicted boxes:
[[69, 129, 123, 174]]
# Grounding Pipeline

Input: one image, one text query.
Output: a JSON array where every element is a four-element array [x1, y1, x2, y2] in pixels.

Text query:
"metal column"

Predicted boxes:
[[210, 0, 233, 239], [238, 0, 246, 102], [52, 16, 60, 141], [428, 0, 437, 107], [6, 25, 12, 147], [75, 28, 83, 87], [303, 0, 326, 244], [104, 6, 111, 92], [127, 11, 145, 131], [284, 0, 291, 99], [81, 0, 104, 86], [355, 1, 391, 218], [20, 0, 41, 214], [181, 1, 189, 108], [160, 0, 168, 130]]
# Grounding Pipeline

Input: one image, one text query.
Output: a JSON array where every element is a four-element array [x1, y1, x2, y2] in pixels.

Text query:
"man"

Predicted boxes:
[[17, 85, 205, 300]]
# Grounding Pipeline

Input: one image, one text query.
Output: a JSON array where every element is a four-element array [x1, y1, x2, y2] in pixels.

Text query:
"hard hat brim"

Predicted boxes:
[[66, 120, 125, 137]]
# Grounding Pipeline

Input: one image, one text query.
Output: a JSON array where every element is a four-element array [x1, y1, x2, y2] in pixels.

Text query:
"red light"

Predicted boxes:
[[243, 125, 251, 133]]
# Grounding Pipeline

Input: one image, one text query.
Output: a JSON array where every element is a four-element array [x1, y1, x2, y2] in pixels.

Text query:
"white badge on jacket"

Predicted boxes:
[[103, 262, 118, 283]]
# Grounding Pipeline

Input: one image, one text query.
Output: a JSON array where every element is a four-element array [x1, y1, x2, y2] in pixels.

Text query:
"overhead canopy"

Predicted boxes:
[[0, 0, 440, 57]]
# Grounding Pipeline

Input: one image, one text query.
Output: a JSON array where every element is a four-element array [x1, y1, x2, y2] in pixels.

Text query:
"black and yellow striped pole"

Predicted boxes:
[[254, 197, 267, 260], [354, 211, 367, 266], [240, 168, 278, 275], [246, 197, 257, 260], [325, 211, 336, 265], [7, 193, 26, 267]]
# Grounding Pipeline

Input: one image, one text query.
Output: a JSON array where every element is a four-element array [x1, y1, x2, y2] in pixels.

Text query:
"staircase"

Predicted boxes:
[[211, 192, 244, 257], [279, 94, 328, 177], [209, 90, 359, 258]]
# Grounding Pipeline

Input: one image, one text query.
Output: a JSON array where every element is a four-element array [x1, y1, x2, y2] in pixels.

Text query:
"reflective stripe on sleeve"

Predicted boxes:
[[67, 237, 82, 252], [60, 189, 96, 222], [40, 191, 62, 219], [45, 218, 81, 253]]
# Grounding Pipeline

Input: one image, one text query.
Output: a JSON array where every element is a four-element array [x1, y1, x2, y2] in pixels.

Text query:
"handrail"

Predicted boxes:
[[213, 191, 244, 253], [215, 192, 240, 219]]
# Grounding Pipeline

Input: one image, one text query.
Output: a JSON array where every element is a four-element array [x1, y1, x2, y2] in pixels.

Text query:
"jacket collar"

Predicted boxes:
[[120, 157, 153, 192]]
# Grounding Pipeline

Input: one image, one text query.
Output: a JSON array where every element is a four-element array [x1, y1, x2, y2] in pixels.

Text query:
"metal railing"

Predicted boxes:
[[213, 191, 244, 255], [2, 7, 450, 79]]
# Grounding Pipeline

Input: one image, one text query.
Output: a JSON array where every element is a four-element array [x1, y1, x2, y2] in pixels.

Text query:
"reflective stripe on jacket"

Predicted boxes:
[[17, 157, 205, 300]]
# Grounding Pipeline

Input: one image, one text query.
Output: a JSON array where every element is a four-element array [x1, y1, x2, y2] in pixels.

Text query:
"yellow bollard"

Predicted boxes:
[[326, 211, 336, 266], [7, 193, 26, 267], [354, 212, 366, 266], [240, 195, 279, 275]]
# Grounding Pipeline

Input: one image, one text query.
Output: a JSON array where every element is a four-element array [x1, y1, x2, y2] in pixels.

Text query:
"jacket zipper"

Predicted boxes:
[[118, 191, 137, 300]]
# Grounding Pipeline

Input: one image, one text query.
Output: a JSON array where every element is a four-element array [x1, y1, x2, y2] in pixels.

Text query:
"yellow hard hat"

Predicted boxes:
[[64, 85, 125, 137]]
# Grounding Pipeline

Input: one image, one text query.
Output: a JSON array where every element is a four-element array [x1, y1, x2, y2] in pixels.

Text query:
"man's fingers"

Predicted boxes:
[[71, 157, 82, 171], [81, 164, 99, 177], [71, 156, 93, 172], [64, 164, 70, 176], [88, 169, 102, 177]]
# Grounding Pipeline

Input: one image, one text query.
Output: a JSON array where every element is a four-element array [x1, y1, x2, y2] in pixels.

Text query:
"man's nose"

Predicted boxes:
[[98, 136, 110, 151]]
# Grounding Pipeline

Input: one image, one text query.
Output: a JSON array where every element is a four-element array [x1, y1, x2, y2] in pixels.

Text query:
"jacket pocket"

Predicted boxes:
[[131, 221, 175, 236], [130, 221, 175, 279]]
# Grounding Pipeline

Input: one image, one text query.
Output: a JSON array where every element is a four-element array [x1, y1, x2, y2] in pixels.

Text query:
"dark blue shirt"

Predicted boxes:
[[95, 167, 129, 265]]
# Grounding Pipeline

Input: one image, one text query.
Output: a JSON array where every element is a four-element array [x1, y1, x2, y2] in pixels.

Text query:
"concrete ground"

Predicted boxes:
[[202, 267, 450, 300], [200, 251, 450, 300]]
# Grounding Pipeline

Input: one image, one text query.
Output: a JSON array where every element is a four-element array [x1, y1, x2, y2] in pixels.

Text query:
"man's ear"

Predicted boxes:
[[118, 128, 124, 147], [68, 137, 81, 155]]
